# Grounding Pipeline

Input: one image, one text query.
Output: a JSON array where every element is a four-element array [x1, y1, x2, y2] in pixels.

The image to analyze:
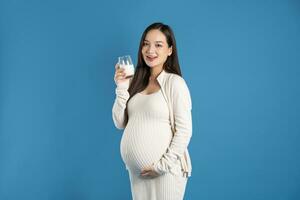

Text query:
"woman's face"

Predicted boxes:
[[142, 29, 172, 69]]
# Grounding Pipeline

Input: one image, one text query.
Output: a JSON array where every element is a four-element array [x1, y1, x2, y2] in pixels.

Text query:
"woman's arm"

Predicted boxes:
[[112, 83, 130, 129], [112, 66, 131, 130], [152, 76, 193, 175]]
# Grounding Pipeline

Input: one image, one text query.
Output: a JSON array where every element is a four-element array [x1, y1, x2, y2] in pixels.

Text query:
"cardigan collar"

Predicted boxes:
[[156, 69, 168, 86]]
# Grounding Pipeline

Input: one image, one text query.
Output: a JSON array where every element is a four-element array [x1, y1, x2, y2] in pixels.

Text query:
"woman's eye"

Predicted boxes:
[[143, 42, 149, 46], [156, 44, 162, 47]]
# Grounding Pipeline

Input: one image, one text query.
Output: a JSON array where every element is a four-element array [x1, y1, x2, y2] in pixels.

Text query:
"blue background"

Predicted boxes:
[[1, 0, 299, 199]]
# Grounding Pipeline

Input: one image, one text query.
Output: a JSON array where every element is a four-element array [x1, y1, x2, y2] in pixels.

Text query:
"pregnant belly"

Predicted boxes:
[[120, 121, 172, 173]]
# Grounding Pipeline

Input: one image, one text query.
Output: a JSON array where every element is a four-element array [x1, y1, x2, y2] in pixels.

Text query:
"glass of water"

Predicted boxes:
[[118, 55, 135, 78]]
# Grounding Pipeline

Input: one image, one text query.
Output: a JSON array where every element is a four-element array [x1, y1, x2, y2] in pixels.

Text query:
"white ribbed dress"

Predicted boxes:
[[120, 89, 188, 200]]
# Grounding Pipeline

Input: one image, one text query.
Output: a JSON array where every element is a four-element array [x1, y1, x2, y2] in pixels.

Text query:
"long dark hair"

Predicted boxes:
[[124, 22, 182, 125]]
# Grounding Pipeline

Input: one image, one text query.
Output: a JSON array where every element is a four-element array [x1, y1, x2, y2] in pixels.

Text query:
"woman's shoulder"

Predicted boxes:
[[166, 72, 192, 108], [166, 72, 189, 90]]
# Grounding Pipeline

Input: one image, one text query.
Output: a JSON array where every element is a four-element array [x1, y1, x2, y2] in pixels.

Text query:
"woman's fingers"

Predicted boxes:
[[141, 172, 149, 176], [140, 165, 160, 178], [114, 68, 126, 81], [115, 73, 126, 81], [141, 169, 149, 174], [113, 64, 131, 85], [115, 73, 125, 79], [140, 172, 151, 178], [140, 168, 158, 177], [141, 169, 150, 175], [115, 68, 125, 76], [116, 68, 124, 72], [117, 71, 126, 77], [140, 171, 158, 178]]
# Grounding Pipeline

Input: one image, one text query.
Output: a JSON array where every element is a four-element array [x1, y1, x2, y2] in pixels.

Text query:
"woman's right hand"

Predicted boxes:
[[114, 63, 130, 87]]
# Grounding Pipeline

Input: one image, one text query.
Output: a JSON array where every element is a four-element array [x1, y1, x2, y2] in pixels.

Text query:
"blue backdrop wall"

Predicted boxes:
[[0, 0, 299, 199]]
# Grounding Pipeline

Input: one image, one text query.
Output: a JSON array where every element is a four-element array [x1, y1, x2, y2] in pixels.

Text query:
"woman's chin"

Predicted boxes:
[[146, 63, 159, 68]]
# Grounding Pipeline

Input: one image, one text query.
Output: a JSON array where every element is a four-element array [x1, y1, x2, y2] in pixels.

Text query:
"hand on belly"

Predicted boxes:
[[140, 165, 160, 178]]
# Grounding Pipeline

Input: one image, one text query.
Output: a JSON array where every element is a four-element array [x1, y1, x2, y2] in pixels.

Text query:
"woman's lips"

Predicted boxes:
[[146, 55, 157, 62]]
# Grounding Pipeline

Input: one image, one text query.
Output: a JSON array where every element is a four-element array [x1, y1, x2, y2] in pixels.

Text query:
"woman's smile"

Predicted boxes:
[[145, 55, 158, 62]]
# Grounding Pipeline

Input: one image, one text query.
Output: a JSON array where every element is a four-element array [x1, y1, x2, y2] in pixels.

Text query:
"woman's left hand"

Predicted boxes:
[[140, 166, 160, 178]]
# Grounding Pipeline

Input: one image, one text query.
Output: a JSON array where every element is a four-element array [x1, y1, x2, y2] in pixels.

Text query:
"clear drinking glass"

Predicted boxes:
[[118, 55, 135, 78]]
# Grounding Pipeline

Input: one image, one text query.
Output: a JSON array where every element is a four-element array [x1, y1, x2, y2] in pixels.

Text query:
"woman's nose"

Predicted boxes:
[[147, 44, 155, 54]]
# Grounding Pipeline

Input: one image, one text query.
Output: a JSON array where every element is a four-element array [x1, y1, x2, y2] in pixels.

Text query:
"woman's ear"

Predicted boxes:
[[168, 46, 173, 56]]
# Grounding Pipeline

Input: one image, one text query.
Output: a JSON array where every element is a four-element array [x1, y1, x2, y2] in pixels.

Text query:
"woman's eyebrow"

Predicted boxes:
[[144, 40, 164, 44]]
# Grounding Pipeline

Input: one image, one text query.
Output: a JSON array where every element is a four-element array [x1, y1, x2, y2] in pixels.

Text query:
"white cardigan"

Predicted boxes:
[[112, 69, 192, 177]]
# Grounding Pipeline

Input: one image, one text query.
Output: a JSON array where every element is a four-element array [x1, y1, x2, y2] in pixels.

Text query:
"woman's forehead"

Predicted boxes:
[[145, 30, 166, 42]]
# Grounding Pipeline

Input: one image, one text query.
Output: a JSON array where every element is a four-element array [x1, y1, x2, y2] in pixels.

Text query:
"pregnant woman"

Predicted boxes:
[[112, 22, 193, 200]]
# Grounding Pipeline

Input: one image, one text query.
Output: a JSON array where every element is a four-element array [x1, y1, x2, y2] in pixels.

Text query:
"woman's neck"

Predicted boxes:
[[150, 66, 163, 80]]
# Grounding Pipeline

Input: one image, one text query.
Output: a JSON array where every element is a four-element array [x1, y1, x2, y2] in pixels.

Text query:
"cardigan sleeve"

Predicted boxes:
[[112, 80, 130, 130], [152, 76, 192, 175]]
